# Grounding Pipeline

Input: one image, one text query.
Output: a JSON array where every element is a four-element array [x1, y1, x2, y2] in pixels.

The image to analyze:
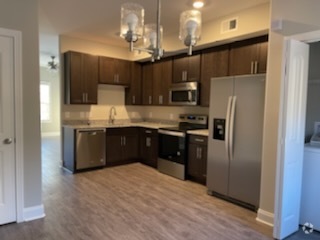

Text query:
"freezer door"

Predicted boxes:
[[228, 74, 265, 207], [207, 76, 234, 195]]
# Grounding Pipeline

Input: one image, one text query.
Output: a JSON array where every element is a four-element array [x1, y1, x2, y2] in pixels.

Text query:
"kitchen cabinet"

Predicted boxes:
[[99, 56, 131, 85], [142, 63, 154, 105], [125, 62, 142, 105], [200, 45, 229, 106], [229, 35, 268, 75], [139, 128, 158, 168], [187, 135, 208, 184], [64, 51, 98, 104], [172, 54, 200, 83], [106, 127, 139, 166], [153, 59, 172, 105]]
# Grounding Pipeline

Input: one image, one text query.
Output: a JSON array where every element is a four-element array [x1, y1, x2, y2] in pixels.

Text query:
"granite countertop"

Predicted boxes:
[[63, 121, 178, 130], [187, 129, 209, 137]]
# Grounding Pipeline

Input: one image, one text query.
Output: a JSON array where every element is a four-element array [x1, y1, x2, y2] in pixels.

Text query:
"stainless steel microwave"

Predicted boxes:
[[169, 82, 199, 105]]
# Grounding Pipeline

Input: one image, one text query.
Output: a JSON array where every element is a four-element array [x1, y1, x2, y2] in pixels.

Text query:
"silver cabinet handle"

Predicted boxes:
[[199, 147, 202, 159], [3, 138, 13, 144], [146, 137, 151, 147], [149, 96, 152, 105], [145, 130, 152, 134], [132, 96, 135, 104], [250, 61, 254, 74], [159, 95, 163, 104], [254, 61, 258, 74], [195, 138, 204, 143], [185, 71, 188, 81]]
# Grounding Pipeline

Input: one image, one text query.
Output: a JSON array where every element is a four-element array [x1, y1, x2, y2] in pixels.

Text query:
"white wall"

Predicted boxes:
[[0, 0, 42, 208], [258, 0, 320, 226]]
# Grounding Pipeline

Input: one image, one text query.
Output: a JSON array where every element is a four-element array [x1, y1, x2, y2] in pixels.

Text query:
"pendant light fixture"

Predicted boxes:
[[120, 0, 201, 61]]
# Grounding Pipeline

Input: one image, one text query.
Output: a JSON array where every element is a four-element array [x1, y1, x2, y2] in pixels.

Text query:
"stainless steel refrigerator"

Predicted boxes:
[[207, 74, 265, 210]]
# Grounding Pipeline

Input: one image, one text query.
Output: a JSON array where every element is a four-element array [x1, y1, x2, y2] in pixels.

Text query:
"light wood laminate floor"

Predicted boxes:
[[0, 136, 318, 240]]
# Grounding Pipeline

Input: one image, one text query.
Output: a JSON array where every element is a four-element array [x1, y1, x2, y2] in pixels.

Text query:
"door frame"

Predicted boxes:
[[0, 27, 24, 223], [274, 29, 320, 238]]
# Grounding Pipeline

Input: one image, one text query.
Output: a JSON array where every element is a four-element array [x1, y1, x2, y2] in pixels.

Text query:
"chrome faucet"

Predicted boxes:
[[109, 106, 117, 124]]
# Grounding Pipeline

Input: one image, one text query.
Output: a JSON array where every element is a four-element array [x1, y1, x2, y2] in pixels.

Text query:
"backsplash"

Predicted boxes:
[[61, 85, 209, 125]]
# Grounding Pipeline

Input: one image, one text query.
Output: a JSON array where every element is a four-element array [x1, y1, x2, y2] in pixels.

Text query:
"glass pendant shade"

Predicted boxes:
[[179, 10, 201, 47], [120, 3, 144, 42], [143, 24, 163, 50]]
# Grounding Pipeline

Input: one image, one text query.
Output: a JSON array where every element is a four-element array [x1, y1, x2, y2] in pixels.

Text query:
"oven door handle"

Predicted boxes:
[[158, 129, 185, 138]]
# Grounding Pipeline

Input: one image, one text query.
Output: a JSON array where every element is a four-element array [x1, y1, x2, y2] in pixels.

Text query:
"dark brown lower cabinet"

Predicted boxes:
[[106, 127, 139, 167], [187, 135, 208, 184], [139, 128, 158, 168]]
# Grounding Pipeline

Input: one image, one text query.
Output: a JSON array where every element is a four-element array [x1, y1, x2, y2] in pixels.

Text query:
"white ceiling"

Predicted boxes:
[[38, 0, 269, 55]]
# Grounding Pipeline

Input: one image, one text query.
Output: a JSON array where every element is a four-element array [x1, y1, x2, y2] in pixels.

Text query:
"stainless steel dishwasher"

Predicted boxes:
[[76, 128, 106, 170]]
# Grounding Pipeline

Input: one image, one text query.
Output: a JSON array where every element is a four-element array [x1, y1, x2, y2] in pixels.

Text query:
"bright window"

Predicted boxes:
[[40, 82, 51, 122]]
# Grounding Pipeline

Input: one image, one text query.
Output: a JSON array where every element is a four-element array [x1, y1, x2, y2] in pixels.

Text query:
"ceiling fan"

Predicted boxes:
[[48, 56, 58, 70]]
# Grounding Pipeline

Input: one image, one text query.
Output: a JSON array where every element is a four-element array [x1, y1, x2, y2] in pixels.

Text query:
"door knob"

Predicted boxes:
[[3, 138, 13, 144]]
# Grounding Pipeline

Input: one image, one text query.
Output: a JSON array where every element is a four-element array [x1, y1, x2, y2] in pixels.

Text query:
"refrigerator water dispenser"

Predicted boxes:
[[213, 119, 225, 140]]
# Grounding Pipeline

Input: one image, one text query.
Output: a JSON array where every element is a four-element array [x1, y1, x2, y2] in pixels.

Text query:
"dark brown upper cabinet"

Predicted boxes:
[[152, 59, 172, 105], [64, 51, 98, 104], [142, 63, 154, 105], [99, 56, 131, 85], [125, 62, 142, 105], [172, 54, 201, 83], [229, 35, 268, 76], [200, 45, 230, 106]]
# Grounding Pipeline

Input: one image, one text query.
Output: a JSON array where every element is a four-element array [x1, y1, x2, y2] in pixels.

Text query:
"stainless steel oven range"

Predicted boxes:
[[158, 114, 208, 180]]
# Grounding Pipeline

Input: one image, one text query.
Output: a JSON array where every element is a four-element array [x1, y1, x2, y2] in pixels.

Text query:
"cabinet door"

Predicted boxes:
[[257, 40, 268, 73], [153, 59, 172, 105], [188, 143, 200, 177], [123, 134, 139, 161], [99, 56, 115, 84], [140, 129, 158, 168], [65, 51, 84, 104], [106, 135, 122, 164], [186, 54, 201, 82], [125, 62, 142, 105], [83, 53, 98, 104], [229, 36, 268, 76], [142, 63, 153, 105], [172, 57, 188, 83], [200, 45, 229, 106], [65, 51, 98, 104], [229, 41, 258, 76], [116, 59, 131, 85]]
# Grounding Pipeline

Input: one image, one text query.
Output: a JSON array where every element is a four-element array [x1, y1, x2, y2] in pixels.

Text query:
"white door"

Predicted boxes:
[[274, 39, 309, 239], [0, 35, 16, 224]]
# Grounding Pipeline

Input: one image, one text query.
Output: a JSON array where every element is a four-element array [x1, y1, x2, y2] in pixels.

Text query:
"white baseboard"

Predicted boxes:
[[23, 204, 46, 222], [256, 208, 274, 227], [41, 131, 60, 137]]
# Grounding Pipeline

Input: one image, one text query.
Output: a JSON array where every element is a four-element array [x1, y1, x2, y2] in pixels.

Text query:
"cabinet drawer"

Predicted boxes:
[[189, 135, 208, 145], [141, 128, 158, 136], [106, 127, 139, 136]]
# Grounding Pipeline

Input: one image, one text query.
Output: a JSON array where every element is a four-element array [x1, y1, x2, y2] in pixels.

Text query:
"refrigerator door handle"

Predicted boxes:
[[225, 96, 233, 161], [229, 96, 237, 161]]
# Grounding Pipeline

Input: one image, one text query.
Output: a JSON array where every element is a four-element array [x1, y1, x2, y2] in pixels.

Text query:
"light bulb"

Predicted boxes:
[[149, 31, 157, 48], [126, 13, 139, 31], [186, 19, 198, 36], [193, 1, 204, 9]]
